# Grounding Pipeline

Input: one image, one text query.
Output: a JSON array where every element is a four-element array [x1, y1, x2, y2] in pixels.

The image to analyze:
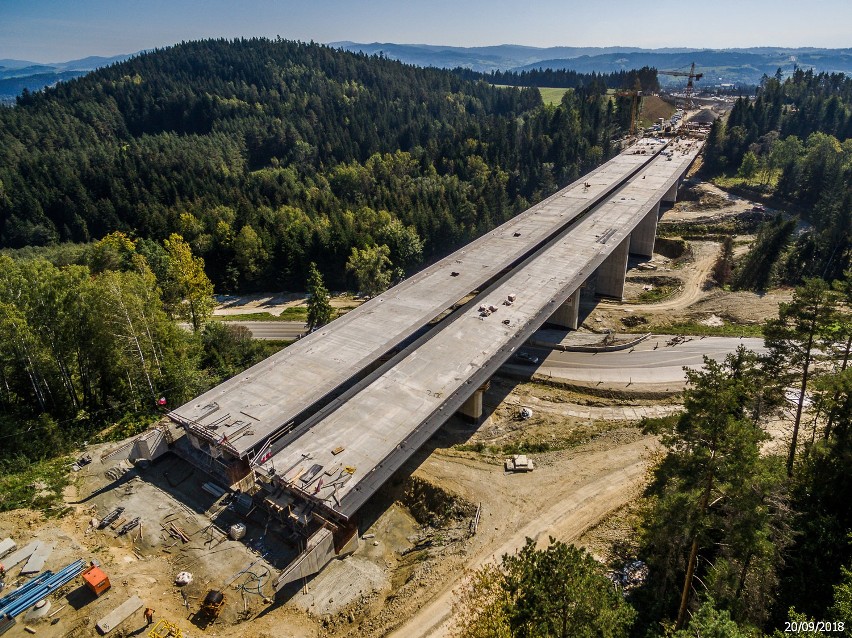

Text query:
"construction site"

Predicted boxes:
[[0, 99, 756, 638]]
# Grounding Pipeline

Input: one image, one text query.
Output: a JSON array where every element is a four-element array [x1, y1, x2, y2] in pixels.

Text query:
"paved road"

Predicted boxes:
[[224, 320, 763, 385], [216, 320, 306, 340], [227, 319, 764, 386], [513, 335, 765, 386]]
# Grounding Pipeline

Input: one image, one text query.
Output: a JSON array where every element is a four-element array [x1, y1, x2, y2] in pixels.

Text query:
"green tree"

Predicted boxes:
[[673, 599, 752, 638], [738, 151, 760, 180], [200, 321, 269, 382], [346, 243, 392, 297], [88, 231, 139, 274], [830, 566, 852, 623], [732, 215, 796, 291], [233, 224, 268, 282], [162, 233, 215, 331], [712, 236, 735, 287], [639, 349, 778, 629], [379, 218, 424, 271], [764, 278, 838, 475], [453, 538, 635, 638], [305, 262, 334, 330], [777, 365, 852, 618]]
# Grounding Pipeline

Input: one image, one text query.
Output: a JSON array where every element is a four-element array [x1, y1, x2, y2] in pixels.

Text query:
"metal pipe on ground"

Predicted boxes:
[[0, 560, 85, 629]]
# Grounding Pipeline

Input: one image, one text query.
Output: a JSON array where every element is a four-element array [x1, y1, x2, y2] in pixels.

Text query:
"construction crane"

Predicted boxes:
[[660, 63, 703, 110], [615, 90, 642, 136]]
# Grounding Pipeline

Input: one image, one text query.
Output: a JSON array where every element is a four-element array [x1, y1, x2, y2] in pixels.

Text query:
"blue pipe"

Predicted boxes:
[[0, 572, 52, 613], [0, 560, 84, 619]]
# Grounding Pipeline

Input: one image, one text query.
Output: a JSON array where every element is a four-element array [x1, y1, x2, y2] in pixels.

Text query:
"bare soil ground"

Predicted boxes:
[[583, 185, 793, 333], [0, 380, 661, 638]]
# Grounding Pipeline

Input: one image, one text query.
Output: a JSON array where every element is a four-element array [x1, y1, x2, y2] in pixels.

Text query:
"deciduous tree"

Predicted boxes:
[[162, 233, 215, 331], [346, 243, 392, 297]]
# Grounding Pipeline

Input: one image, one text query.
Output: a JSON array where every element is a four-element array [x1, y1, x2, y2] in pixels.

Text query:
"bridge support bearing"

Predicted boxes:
[[549, 287, 581, 330], [662, 179, 680, 204], [629, 202, 660, 258], [595, 236, 630, 300]]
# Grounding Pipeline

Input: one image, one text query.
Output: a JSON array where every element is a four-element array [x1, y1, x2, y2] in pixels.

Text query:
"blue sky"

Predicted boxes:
[[1, 0, 849, 62]]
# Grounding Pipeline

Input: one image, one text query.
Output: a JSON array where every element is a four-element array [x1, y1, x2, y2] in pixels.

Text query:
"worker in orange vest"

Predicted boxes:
[[144, 607, 154, 625]]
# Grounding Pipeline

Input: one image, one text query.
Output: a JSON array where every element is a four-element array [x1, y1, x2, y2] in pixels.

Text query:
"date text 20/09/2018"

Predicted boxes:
[[785, 621, 844, 633]]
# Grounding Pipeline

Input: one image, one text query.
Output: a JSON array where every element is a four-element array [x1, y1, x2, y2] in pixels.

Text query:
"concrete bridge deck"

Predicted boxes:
[[259, 139, 702, 521], [169, 139, 668, 459]]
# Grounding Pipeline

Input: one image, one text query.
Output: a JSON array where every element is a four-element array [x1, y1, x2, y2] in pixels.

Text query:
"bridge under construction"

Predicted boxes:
[[164, 136, 703, 589]]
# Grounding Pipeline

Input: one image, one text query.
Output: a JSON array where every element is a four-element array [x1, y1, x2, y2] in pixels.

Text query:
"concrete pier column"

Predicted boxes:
[[457, 382, 490, 422], [549, 287, 581, 330], [662, 179, 680, 204], [595, 236, 630, 300], [458, 390, 483, 421], [629, 202, 660, 258]]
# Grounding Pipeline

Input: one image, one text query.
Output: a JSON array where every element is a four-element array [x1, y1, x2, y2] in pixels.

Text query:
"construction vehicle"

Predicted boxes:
[[192, 590, 225, 628], [660, 63, 703, 111], [505, 454, 535, 473], [81, 562, 111, 596]]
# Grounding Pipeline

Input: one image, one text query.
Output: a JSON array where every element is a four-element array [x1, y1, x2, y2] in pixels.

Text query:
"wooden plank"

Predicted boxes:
[[21, 543, 53, 574], [96, 595, 143, 635], [1, 540, 39, 570]]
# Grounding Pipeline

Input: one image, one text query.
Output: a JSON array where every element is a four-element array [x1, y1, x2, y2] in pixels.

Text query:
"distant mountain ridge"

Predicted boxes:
[[332, 42, 852, 86], [0, 53, 135, 102], [5, 43, 852, 104]]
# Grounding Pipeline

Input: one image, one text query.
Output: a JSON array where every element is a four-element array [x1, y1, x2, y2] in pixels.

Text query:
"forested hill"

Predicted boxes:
[[452, 66, 660, 93], [0, 38, 632, 291]]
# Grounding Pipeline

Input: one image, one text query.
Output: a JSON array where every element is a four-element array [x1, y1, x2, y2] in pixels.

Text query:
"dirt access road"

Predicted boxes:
[[382, 434, 657, 638], [628, 241, 717, 312]]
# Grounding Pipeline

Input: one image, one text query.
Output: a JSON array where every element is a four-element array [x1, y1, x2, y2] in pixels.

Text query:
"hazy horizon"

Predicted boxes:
[[2, 0, 849, 63]]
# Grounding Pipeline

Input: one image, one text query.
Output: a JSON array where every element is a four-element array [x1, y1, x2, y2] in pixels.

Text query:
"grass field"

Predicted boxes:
[[714, 171, 781, 191], [212, 307, 308, 322], [495, 85, 572, 106], [538, 87, 570, 105]]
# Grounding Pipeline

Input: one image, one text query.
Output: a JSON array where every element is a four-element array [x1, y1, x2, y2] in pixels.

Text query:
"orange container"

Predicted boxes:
[[82, 565, 111, 596]]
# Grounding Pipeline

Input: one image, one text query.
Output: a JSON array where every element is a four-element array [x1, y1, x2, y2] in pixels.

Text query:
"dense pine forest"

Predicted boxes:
[[705, 69, 852, 283], [452, 65, 661, 92], [0, 38, 632, 291]]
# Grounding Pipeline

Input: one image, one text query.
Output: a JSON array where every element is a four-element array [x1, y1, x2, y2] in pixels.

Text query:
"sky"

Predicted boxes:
[[1, 0, 849, 63]]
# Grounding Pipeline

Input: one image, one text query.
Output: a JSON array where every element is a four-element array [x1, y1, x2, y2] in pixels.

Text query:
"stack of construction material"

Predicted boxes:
[[0, 559, 85, 635]]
